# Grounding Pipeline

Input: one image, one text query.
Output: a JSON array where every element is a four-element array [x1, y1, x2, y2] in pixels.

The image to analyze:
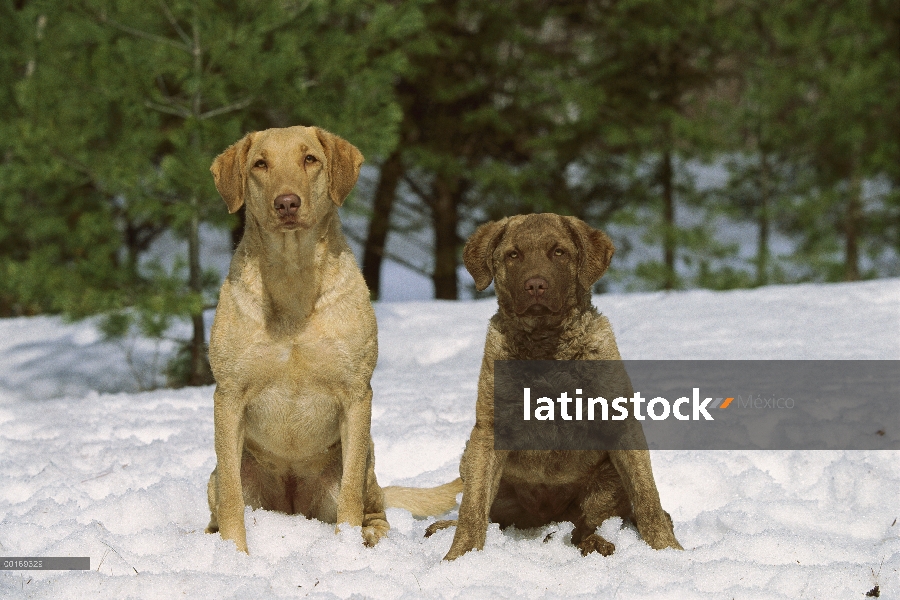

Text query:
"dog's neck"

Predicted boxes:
[[241, 210, 343, 336], [495, 295, 598, 360]]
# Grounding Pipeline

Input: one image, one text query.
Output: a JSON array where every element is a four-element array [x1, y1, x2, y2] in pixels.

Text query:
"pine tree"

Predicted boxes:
[[729, 0, 900, 282], [1, 0, 422, 385]]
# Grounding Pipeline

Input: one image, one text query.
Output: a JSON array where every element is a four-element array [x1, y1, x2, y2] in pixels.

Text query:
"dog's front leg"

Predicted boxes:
[[213, 387, 249, 553], [336, 387, 372, 532], [444, 425, 507, 560], [608, 449, 682, 550]]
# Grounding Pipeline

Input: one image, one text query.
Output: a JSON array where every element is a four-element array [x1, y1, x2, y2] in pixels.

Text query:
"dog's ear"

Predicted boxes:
[[463, 218, 509, 291], [314, 127, 364, 206], [210, 132, 255, 214], [564, 216, 615, 290]]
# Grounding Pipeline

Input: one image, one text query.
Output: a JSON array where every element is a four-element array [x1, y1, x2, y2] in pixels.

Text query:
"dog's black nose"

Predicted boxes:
[[524, 277, 548, 297], [274, 194, 300, 217]]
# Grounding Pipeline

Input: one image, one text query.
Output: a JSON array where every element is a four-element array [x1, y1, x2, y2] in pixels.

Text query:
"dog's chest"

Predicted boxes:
[[243, 382, 342, 461], [237, 328, 363, 461]]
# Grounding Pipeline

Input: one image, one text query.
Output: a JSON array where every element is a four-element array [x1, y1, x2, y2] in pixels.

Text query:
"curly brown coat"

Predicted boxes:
[[429, 213, 683, 559]]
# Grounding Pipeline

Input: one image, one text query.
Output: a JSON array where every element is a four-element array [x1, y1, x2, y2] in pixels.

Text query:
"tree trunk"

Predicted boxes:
[[187, 195, 211, 385], [187, 12, 211, 386], [362, 150, 403, 299], [756, 151, 771, 286], [661, 150, 676, 290], [431, 174, 460, 300], [844, 169, 862, 281]]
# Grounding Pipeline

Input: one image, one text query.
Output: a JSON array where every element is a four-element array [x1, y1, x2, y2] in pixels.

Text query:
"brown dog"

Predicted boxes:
[[428, 213, 682, 559], [206, 126, 460, 553]]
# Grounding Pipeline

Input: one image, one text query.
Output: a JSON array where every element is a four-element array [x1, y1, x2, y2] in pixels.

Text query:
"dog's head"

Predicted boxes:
[[210, 126, 363, 233], [463, 214, 614, 319]]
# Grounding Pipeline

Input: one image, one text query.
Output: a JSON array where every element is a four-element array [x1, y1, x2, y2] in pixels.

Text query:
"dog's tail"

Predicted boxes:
[[383, 478, 463, 517]]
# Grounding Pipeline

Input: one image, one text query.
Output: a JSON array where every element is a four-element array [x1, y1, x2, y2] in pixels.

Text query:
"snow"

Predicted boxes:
[[1, 279, 899, 599]]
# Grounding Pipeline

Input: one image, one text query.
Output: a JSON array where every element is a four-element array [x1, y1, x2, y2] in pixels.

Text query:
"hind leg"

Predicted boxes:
[[240, 451, 292, 512], [291, 442, 389, 546], [293, 447, 342, 523]]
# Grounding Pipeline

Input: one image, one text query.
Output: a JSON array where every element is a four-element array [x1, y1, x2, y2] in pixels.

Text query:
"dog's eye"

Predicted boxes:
[[554, 248, 565, 256], [305, 155, 318, 164], [508, 251, 519, 259], [253, 159, 267, 169]]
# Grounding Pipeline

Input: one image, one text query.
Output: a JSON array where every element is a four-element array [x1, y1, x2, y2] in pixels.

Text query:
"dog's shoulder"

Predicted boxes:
[[312, 239, 376, 323], [575, 307, 622, 361], [218, 243, 265, 314]]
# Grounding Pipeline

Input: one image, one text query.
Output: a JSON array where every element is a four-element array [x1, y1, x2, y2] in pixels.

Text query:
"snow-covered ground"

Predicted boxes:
[[1, 279, 898, 599]]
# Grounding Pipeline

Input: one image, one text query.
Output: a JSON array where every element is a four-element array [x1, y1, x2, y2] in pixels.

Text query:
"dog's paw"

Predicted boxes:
[[424, 519, 457, 538], [361, 518, 389, 547], [637, 512, 683, 551], [205, 515, 219, 534], [647, 535, 683, 551], [577, 533, 615, 557], [442, 544, 474, 561], [442, 529, 483, 561]]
